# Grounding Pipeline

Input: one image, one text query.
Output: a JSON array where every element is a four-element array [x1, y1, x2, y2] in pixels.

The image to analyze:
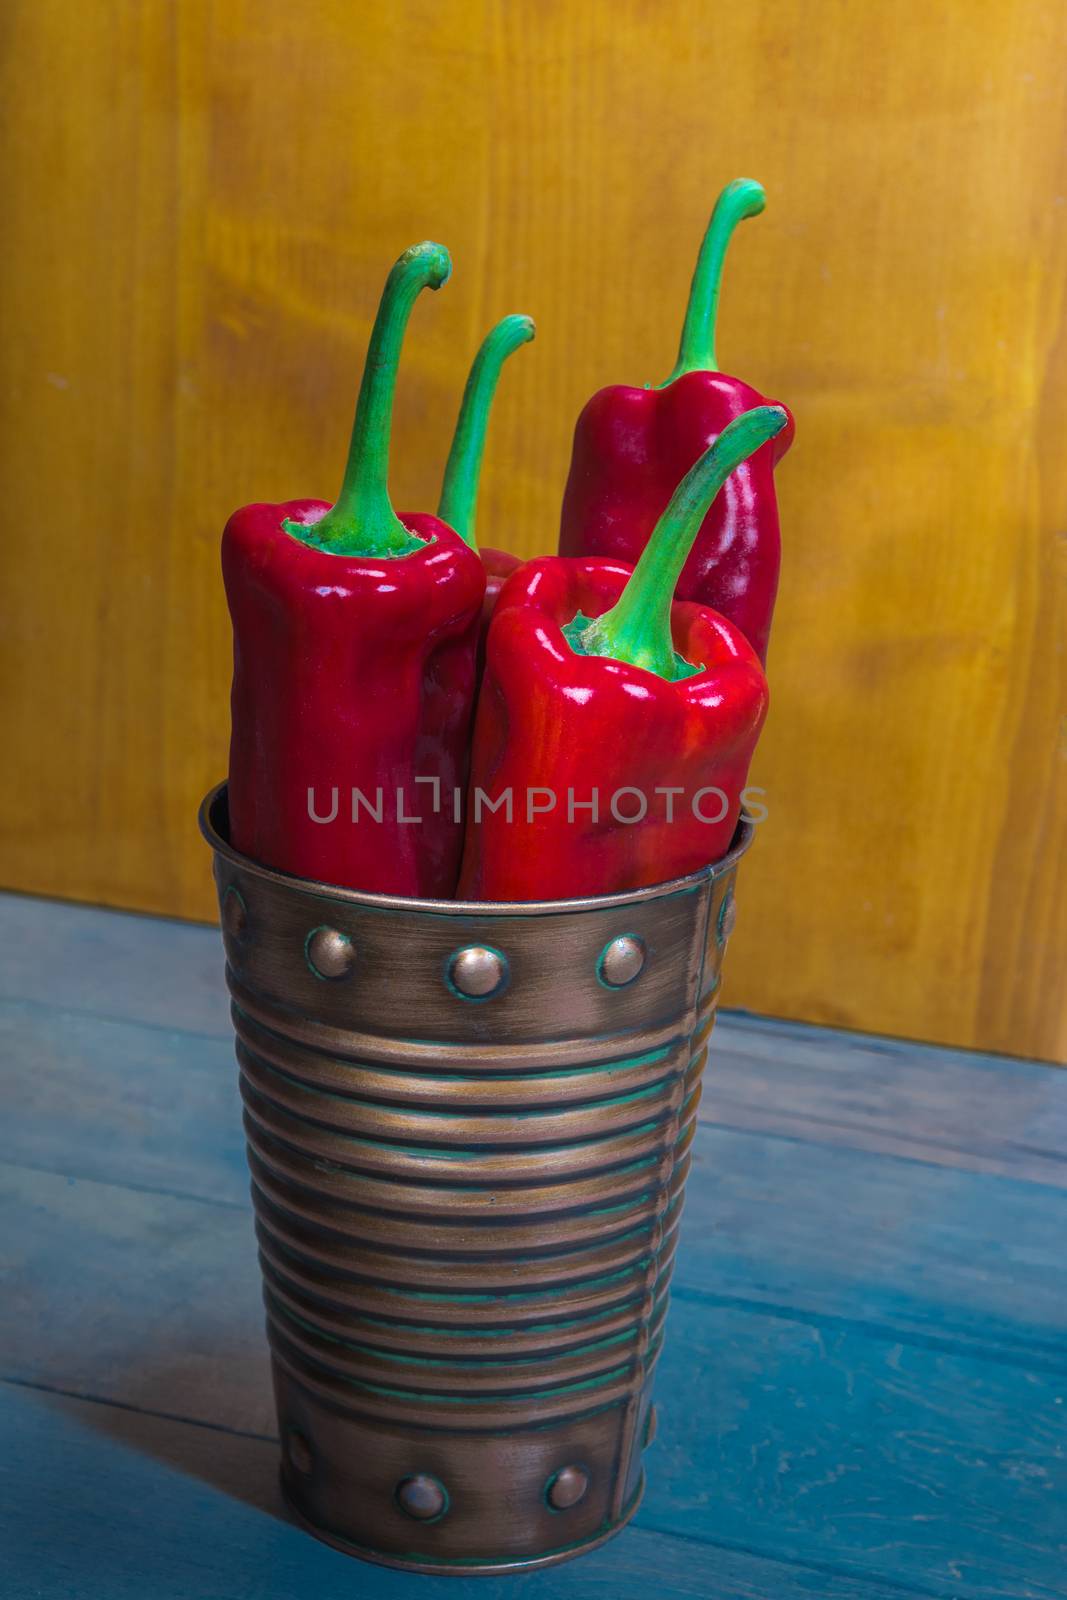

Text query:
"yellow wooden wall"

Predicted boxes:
[[1, 0, 1064, 1061]]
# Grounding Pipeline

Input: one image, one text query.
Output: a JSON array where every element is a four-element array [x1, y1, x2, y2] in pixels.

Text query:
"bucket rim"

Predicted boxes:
[[199, 782, 753, 919]]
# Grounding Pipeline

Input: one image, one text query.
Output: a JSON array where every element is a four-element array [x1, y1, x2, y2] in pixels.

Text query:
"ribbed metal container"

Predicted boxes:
[[200, 783, 750, 1575]]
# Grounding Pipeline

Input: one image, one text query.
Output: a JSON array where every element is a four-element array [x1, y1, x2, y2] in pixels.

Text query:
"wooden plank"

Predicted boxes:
[[4, 1159, 1065, 1598], [0, 999, 247, 1207], [0, 1163, 273, 1437], [0, 1384, 921, 1600], [643, 1307, 1067, 1600], [675, 1125, 1067, 1366], [0, 5, 1066, 1060], [0, 892, 230, 1038], [705, 1013, 1067, 1187]]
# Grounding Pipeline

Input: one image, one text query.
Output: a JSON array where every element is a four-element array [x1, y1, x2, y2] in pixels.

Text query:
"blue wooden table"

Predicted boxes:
[[2, 891, 1066, 1599]]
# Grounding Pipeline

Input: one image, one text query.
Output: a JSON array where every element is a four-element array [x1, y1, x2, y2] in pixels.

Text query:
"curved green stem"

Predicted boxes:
[[659, 179, 765, 387], [285, 241, 451, 557], [566, 405, 788, 680], [438, 313, 535, 549]]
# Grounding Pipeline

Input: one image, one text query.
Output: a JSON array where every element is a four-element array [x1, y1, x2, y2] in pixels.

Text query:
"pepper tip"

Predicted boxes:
[[724, 177, 767, 219], [405, 239, 452, 290]]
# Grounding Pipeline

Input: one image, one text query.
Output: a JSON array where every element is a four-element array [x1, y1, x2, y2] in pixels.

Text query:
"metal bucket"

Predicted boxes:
[[200, 783, 750, 1574]]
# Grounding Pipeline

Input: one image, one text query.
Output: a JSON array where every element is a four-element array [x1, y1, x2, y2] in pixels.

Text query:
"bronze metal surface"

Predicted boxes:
[[200, 783, 751, 1574]]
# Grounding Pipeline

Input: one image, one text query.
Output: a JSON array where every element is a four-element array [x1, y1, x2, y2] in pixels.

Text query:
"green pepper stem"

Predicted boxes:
[[290, 242, 451, 557], [574, 405, 788, 679], [438, 313, 535, 549], [659, 179, 765, 387]]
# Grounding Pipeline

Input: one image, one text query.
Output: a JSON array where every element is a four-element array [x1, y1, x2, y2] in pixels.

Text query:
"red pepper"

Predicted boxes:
[[223, 242, 485, 898], [480, 546, 524, 620], [457, 405, 786, 902], [558, 180, 794, 664], [437, 312, 534, 639]]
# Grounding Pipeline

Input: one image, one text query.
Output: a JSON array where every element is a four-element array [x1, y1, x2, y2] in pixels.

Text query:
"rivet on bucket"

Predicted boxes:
[[598, 933, 646, 988], [286, 1428, 313, 1474], [446, 943, 508, 999], [221, 884, 247, 943], [396, 1475, 449, 1523], [546, 1464, 590, 1511], [304, 925, 356, 982]]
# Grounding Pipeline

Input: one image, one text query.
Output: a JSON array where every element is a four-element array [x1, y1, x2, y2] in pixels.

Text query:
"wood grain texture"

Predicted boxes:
[[0, 3, 1065, 1059]]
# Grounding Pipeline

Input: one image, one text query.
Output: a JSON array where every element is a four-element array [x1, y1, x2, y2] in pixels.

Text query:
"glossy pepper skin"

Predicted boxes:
[[224, 243, 485, 898], [459, 406, 786, 901], [558, 180, 794, 664], [224, 506, 482, 896], [478, 546, 523, 638]]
